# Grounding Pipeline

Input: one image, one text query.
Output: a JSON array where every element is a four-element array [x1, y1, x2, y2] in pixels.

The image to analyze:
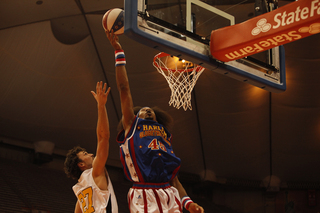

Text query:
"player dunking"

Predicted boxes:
[[106, 30, 204, 213]]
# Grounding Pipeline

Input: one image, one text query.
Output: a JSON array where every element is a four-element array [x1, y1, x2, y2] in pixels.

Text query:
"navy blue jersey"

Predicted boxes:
[[117, 116, 181, 183]]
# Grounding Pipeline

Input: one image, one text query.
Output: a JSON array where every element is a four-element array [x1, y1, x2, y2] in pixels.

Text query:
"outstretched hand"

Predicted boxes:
[[188, 203, 204, 213], [105, 30, 122, 50], [91, 81, 111, 106]]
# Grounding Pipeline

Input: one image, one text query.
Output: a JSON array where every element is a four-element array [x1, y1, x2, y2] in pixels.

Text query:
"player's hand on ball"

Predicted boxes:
[[188, 203, 204, 213], [106, 30, 122, 50]]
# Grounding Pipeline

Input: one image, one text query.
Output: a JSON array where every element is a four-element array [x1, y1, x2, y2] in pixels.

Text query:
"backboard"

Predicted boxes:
[[124, 0, 286, 92]]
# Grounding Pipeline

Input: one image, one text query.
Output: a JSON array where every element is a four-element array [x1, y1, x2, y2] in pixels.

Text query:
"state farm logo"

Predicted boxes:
[[251, 18, 272, 35], [251, 0, 320, 36]]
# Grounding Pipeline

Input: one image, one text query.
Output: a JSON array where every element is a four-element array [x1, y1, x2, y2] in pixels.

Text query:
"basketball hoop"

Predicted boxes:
[[153, 52, 205, 111]]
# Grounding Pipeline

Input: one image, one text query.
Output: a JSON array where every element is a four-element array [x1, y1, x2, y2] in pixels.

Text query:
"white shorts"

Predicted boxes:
[[128, 182, 182, 213]]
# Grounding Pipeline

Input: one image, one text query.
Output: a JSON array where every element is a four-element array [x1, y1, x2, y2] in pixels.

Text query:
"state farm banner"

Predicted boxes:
[[210, 0, 320, 62]]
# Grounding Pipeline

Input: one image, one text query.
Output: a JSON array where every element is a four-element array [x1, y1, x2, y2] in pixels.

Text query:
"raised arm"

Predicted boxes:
[[170, 176, 204, 213], [106, 30, 135, 133], [90, 81, 111, 179]]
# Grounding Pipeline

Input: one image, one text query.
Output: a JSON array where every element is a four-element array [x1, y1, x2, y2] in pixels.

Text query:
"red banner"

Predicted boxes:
[[210, 0, 320, 62]]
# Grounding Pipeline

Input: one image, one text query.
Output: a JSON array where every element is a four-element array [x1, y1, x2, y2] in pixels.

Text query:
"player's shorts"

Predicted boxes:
[[128, 182, 182, 213]]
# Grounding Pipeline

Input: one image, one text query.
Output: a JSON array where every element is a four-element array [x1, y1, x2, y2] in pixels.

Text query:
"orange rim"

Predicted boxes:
[[153, 52, 204, 73]]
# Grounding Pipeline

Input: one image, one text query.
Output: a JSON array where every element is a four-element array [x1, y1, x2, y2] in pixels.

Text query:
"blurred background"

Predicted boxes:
[[0, 0, 320, 212]]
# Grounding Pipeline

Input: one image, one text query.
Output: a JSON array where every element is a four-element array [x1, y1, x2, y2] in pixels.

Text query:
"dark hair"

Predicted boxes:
[[117, 106, 174, 132], [64, 146, 86, 180]]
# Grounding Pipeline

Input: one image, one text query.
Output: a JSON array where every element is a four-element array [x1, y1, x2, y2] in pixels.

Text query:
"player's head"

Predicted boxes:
[[137, 107, 157, 122], [117, 106, 173, 132], [64, 146, 92, 180]]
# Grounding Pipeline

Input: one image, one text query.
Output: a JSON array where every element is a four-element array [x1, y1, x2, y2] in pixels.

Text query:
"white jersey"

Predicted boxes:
[[72, 168, 118, 213]]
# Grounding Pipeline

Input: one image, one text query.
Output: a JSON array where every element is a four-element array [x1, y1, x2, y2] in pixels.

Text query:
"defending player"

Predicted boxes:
[[106, 30, 204, 213], [64, 82, 118, 213]]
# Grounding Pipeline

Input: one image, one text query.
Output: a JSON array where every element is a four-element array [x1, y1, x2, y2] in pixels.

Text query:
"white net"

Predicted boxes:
[[153, 52, 205, 111]]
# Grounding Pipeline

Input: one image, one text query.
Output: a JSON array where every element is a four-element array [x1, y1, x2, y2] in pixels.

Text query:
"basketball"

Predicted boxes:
[[102, 8, 124, 35]]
